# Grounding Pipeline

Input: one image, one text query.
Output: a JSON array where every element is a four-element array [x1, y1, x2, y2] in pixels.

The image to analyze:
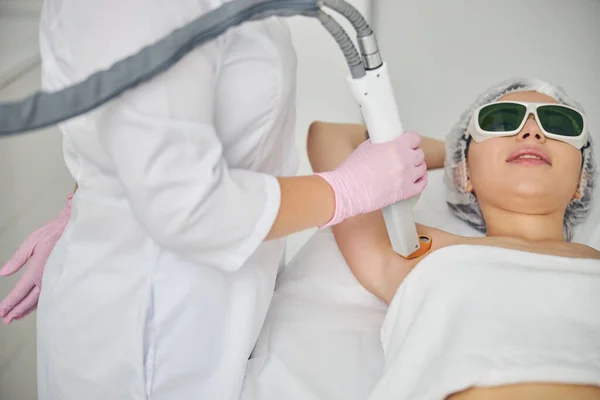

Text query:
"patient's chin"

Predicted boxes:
[[522, 182, 577, 206], [510, 180, 551, 198], [479, 183, 571, 217], [491, 193, 568, 217]]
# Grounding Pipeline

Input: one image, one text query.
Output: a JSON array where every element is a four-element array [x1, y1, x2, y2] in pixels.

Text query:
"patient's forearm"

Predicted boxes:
[[421, 137, 445, 169], [307, 121, 445, 173], [307, 122, 361, 173]]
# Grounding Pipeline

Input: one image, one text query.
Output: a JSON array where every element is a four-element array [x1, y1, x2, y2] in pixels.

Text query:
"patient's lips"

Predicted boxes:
[[506, 146, 552, 166]]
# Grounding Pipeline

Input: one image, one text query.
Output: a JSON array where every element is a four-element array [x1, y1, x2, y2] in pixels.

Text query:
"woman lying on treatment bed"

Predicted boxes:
[[308, 79, 600, 400]]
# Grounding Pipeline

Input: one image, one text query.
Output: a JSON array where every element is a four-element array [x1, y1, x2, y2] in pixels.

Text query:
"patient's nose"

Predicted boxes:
[[516, 115, 546, 143]]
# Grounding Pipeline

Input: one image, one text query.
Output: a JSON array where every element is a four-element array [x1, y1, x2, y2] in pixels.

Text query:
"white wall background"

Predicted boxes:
[[372, 0, 600, 145], [0, 0, 598, 399], [0, 1, 74, 399]]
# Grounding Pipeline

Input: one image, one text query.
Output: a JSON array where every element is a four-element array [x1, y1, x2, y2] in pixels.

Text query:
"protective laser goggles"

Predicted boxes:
[[467, 101, 589, 149]]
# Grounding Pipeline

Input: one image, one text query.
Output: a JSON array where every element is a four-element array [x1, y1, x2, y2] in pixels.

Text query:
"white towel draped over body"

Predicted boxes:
[[368, 245, 600, 400]]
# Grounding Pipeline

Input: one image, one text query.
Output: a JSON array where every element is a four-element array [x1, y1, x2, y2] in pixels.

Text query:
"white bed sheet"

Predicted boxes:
[[242, 225, 386, 400], [241, 169, 600, 400]]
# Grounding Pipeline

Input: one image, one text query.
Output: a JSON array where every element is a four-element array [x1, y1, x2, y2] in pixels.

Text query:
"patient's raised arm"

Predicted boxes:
[[307, 122, 445, 172], [307, 122, 443, 303]]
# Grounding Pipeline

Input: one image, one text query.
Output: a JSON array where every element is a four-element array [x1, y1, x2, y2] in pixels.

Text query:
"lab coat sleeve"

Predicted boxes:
[[95, 38, 282, 272]]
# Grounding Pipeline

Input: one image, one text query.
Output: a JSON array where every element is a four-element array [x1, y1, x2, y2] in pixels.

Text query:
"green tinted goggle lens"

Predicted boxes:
[[478, 103, 584, 137]]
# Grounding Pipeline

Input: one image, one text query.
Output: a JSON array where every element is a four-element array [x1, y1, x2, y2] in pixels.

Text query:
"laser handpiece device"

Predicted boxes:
[[349, 32, 424, 257], [0, 0, 429, 258]]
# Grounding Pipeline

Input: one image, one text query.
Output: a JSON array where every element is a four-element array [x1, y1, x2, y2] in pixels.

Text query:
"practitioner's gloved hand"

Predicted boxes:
[[0, 194, 73, 324], [317, 131, 428, 227]]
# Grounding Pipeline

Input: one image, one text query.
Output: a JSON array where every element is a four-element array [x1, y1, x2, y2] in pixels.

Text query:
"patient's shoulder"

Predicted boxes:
[[561, 242, 600, 260], [469, 237, 600, 260], [420, 226, 600, 261], [415, 225, 600, 261]]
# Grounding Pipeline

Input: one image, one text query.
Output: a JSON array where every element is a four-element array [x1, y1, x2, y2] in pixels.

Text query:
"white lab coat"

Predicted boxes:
[[35, 1, 298, 399]]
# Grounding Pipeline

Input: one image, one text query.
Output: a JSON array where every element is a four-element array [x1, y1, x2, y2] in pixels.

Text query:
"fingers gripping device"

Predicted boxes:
[[0, 0, 430, 258]]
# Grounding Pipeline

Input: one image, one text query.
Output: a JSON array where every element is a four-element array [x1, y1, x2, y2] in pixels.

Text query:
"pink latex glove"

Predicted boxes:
[[316, 131, 427, 227], [0, 194, 73, 324]]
